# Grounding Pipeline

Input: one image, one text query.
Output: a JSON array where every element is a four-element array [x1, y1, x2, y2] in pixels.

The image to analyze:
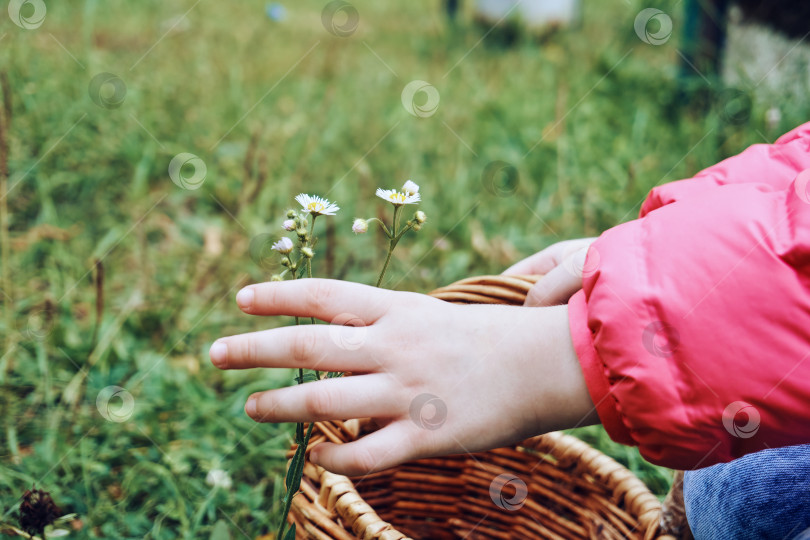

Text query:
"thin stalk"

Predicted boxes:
[[0, 73, 12, 375], [393, 204, 402, 240], [375, 205, 403, 288], [394, 221, 415, 242], [367, 217, 391, 238], [277, 421, 315, 540], [276, 210, 335, 536], [90, 260, 104, 350], [375, 247, 395, 288], [305, 214, 319, 378], [287, 255, 305, 444], [305, 214, 316, 280]]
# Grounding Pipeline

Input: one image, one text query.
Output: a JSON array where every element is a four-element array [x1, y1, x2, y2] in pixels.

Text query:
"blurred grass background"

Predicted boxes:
[[1, 0, 808, 537]]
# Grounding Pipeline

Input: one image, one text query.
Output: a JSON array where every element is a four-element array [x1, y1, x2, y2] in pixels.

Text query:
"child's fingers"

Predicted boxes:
[[245, 373, 404, 424], [309, 421, 417, 476], [524, 248, 588, 307], [210, 325, 381, 372], [236, 279, 394, 323], [502, 248, 560, 276]]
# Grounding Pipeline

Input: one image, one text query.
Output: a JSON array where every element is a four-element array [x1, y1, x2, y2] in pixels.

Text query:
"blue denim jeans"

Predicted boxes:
[[684, 444, 810, 539]]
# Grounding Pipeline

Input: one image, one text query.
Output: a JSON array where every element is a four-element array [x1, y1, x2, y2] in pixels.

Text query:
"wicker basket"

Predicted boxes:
[[285, 275, 671, 540]]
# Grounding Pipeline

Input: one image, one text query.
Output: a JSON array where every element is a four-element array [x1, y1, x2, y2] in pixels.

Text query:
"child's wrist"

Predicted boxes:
[[524, 305, 598, 435]]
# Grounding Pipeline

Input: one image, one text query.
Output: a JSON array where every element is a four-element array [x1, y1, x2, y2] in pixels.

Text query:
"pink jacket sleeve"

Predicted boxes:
[[570, 123, 810, 469]]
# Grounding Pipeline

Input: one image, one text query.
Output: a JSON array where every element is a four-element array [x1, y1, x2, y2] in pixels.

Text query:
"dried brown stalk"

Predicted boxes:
[[0, 71, 13, 374], [90, 259, 105, 349]]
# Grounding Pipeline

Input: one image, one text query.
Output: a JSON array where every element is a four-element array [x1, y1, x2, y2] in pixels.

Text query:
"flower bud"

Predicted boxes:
[[352, 218, 368, 234], [412, 223, 422, 231], [282, 219, 295, 231], [402, 179, 420, 196], [271, 237, 294, 254], [271, 274, 284, 281], [301, 246, 314, 258], [414, 210, 426, 224], [286, 209, 297, 219]]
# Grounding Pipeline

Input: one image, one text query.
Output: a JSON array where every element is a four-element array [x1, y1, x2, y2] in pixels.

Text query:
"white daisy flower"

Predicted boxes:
[[402, 180, 420, 196], [206, 469, 232, 490], [352, 218, 368, 234], [282, 219, 295, 231], [295, 194, 339, 216], [271, 237, 294, 254], [376, 188, 421, 206]]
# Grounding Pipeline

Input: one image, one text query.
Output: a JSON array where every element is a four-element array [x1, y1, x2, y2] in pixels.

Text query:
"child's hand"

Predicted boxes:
[[209, 279, 596, 476], [502, 238, 597, 306]]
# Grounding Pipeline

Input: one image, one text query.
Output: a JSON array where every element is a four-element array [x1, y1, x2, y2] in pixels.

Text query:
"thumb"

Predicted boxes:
[[524, 247, 589, 307], [503, 237, 598, 277]]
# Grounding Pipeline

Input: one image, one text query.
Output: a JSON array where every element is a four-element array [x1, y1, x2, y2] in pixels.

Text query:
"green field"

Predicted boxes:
[[1, 0, 807, 537]]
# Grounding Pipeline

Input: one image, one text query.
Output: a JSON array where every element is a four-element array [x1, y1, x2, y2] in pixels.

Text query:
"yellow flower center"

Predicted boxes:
[[307, 202, 325, 212], [389, 192, 407, 203]]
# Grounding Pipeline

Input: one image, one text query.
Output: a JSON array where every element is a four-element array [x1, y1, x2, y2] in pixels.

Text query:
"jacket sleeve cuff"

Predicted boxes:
[[568, 289, 635, 446]]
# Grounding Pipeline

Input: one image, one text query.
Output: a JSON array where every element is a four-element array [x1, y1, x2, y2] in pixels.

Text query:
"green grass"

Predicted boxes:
[[1, 0, 808, 537]]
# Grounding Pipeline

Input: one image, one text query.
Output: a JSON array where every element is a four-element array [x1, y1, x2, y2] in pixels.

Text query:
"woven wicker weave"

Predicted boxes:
[[286, 275, 671, 539]]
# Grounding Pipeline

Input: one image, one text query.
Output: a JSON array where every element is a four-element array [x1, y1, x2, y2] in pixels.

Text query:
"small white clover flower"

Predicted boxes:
[[402, 180, 420, 196], [414, 210, 426, 224], [376, 188, 421, 206], [271, 237, 294, 254], [282, 219, 295, 231], [352, 218, 368, 234], [206, 469, 232, 490], [295, 194, 339, 216]]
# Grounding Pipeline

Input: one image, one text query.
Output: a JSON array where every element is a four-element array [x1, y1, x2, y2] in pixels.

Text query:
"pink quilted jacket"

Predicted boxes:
[[569, 122, 810, 469]]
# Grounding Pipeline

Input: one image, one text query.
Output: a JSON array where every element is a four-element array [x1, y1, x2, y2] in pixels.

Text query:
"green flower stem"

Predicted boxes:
[[393, 204, 402, 238], [305, 214, 320, 379], [286, 254, 305, 444], [306, 214, 316, 280], [277, 211, 334, 537], [375, 249, 394, 288], [375, 205, 403, 288], [277, 421, 316, 540], [367, 217, 391, 238], [394, 221, 415, 242]]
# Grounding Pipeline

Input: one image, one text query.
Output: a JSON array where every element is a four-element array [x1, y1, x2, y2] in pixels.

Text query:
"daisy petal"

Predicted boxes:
[[295, 193, 340, 216], [375, 188, 420, 206]]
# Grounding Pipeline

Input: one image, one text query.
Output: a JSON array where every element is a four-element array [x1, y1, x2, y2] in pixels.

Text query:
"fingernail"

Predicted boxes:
[[209, 341, 228, 367], [236, 287, 254, 310], [245, 397, 257, 418]]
